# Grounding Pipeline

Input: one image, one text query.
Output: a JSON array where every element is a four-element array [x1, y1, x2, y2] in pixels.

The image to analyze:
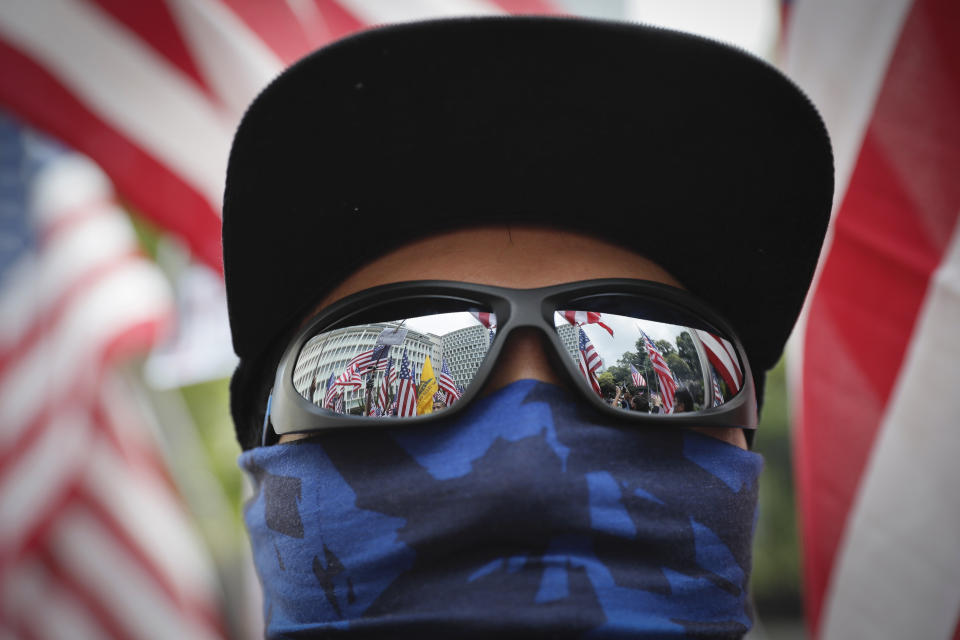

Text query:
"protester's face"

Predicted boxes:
[[283, 226, 746, 449]]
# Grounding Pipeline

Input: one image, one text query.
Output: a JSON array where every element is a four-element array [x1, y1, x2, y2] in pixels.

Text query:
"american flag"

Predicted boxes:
[[438, 358, 461, 405], [394, 350, 418, 418], [332, 391, 345, 415], [576, 328, 602, 396], [558, 310, 614, 337], [346, 339, 393, 376], [470, 310, 496, 329], [641, 330, 676, 414], [322, 372, 338, 409], [786, 2, 960, 636], [712, 373, 723, 407], [0, 121, 225, 639], [694, 329, 743, 394], [334, 363, 362, 389], [376, 357, 395, 413], [630, 364, 645, 388]]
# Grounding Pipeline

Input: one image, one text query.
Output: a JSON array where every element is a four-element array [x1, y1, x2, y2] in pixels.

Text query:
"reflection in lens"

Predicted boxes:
[[292, 311, 496, 417], [553, 310, 744, 415]]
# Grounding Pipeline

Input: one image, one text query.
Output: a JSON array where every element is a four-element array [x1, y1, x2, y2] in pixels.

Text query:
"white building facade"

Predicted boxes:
[[293, 322, 441, 411]]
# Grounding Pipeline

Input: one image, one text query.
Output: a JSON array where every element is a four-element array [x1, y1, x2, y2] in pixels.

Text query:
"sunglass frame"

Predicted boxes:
[[266, 279, 757, 444]]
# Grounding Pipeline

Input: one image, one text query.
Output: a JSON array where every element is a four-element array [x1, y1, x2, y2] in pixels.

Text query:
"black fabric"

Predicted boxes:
[[223, 17, 833, 448]]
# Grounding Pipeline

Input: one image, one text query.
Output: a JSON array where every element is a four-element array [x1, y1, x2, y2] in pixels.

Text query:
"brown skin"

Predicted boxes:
[[281, 226, 747, 449]]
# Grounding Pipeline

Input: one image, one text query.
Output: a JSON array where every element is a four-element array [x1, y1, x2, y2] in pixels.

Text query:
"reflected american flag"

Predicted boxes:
[[0, 120, 224, 639], [394, 350, 418, 418], [640, 329, 676, 414], [577, 328, 602, 396]]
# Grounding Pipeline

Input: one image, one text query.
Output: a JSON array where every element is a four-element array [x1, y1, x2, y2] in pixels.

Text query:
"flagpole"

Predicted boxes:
[[647, 338, 662, 411], [636, 323, 658, 412], [380, 321, 408, 416]]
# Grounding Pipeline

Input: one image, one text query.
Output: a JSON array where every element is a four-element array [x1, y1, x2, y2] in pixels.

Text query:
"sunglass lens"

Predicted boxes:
[[293, 310, 497, 416], [553, 310, 745, 414]]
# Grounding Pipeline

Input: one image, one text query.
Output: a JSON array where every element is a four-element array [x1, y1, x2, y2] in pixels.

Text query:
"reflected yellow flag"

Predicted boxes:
[[417, 355, 439, 415]]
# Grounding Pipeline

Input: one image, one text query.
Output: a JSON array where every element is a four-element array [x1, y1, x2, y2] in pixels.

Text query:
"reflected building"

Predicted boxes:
[[438, 325, 488, 390], [436, 323, 581, 392], [556, 323, 579, 364], [293, 323, 441, 409]]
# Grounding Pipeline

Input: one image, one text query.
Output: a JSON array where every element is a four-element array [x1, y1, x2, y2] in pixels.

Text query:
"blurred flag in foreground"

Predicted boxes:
[[785, 0, 960, 637], [0, 117, 226, 639]]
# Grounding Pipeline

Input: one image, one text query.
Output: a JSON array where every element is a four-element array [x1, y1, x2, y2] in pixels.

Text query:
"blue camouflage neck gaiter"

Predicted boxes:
[[240, 379, 763, 639]]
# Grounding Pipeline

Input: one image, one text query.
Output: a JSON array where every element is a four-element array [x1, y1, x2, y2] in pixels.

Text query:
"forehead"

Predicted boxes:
[[309, 225, 684, 316]]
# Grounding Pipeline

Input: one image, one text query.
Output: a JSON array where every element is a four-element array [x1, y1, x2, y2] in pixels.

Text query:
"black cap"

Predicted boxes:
[[223, 16, 833, 448]]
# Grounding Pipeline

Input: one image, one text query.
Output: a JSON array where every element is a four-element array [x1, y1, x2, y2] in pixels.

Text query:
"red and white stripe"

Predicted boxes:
[[334, 363, 362, 390], [559, 310, 614, 337], [438, 361, 461, 405], [346, 347, 390, 375], [786, 1, 960, 637], [0, 154, 224, 640], [631, 366, 645, 389], [643, 338, 676, 414], [395, 373, 417, 418], [577, 355, 601, 396], [322, 375, 338, 410], [346, 348, 375, 374], [577, 330, 603, 396], [376, 360, 394, 412], [694, 329, 743, 394], [469, 310, 496, 329]]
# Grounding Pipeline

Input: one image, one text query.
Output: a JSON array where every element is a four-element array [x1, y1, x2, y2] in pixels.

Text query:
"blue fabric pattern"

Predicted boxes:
[[240, 379, 763, 638]]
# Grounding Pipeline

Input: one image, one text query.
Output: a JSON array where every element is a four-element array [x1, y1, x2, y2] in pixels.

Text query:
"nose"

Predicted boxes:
[[480, 327, 570, 395]]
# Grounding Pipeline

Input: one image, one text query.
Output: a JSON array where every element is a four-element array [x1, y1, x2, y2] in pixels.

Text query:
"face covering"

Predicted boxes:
[[240, 379, 763, 639]]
